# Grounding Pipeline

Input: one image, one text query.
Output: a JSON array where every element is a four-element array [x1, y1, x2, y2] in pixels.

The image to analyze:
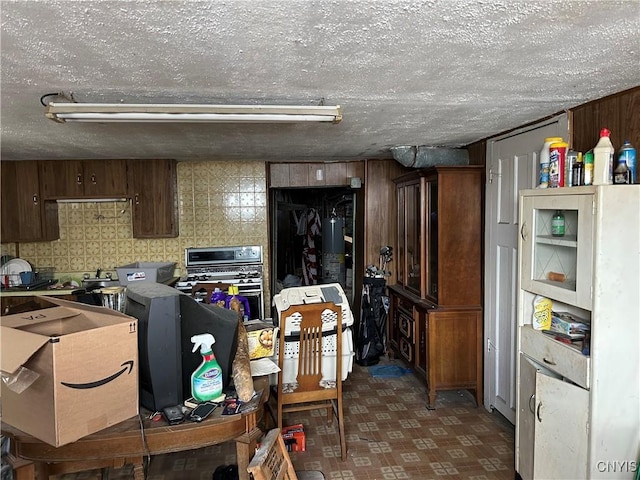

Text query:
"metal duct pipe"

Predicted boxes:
[[391, 146, 469, 168]]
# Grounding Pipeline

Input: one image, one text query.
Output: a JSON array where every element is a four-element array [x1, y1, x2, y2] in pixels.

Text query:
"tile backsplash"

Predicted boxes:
[[1, 161, 269, 292]]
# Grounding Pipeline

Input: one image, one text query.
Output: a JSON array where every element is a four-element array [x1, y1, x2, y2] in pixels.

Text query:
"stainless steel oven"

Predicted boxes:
[[175, 246, 264, 320]]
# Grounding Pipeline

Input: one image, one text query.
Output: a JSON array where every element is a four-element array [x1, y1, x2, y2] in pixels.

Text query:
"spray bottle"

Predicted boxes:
[[190, 333, 223, 402]]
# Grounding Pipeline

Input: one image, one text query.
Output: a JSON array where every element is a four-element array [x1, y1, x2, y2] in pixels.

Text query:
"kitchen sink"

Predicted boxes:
[[81, 278, 121, 290]]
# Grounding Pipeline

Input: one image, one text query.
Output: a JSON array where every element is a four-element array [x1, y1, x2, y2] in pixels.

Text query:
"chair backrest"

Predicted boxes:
[[191, 282, 232, 304], [278, 302, 342, 393], [247, 428, 298, 480]]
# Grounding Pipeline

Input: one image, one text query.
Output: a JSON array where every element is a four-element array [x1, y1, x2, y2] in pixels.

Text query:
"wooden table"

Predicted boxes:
[[2, 384, 269, 480]]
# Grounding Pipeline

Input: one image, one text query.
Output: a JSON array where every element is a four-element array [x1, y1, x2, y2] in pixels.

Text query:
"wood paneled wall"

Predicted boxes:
[[571, 86, 640, 154], [363, 159, 410, 285]]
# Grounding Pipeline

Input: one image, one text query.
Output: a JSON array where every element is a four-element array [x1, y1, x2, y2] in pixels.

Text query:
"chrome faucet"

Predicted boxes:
[[95, 268, 102, 279]]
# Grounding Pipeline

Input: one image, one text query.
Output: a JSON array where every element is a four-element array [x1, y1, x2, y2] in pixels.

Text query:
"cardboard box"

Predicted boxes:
[[281, 423, 306, 452], [1, 297, 139, 447], [245, 320, 277, 360]]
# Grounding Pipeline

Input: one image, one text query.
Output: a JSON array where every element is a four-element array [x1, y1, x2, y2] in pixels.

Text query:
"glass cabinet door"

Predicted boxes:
[[406, 181, 421, 295], [397, 185, 405, 287], [426, 179, 438, 302], [520, 193, 594, 310]]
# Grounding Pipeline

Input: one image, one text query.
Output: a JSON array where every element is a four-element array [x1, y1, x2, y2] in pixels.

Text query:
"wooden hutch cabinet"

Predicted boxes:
[[388, 165, 483, 408]]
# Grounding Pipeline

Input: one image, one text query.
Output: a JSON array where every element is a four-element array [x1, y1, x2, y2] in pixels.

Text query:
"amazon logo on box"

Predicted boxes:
[[1, 297, 139, 447]]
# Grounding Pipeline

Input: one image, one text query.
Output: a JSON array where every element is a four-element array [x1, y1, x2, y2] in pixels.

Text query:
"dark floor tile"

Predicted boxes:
[[57, 359, 514, 479]]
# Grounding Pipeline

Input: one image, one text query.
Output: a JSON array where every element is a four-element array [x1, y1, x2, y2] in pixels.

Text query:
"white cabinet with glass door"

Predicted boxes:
[[515, 185, 640, 480]]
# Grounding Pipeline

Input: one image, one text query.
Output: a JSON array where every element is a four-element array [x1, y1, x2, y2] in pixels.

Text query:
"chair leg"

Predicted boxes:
[[336, 396, 347, 461], [277, 398, 284, 430]]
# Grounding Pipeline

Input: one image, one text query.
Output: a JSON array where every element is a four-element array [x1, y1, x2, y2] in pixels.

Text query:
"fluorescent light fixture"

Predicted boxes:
[[45, 102, 342, 124]]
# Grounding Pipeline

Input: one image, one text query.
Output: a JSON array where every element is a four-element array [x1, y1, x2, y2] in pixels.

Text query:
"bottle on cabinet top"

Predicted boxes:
[[592, 128, 615, 185], [539, 136, 564, 188], [549, 141, 569, 188], [618, 140, 637, 184], [583, 151, 594, 186], [613, 154, 631, 185]]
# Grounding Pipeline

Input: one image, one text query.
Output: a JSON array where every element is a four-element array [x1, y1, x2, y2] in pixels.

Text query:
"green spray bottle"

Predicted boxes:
[[190, 333, 223, 402]]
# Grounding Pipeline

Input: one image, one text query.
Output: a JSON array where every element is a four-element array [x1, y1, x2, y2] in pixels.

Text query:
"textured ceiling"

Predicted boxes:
[[1, 1, 639, 162]]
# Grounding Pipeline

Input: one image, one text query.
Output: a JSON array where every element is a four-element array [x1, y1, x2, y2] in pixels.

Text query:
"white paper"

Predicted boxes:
[[250, 357, 280, 376]]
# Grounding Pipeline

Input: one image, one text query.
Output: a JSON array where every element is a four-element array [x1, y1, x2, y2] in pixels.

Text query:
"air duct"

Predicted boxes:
[[391, 146, 469, 168]]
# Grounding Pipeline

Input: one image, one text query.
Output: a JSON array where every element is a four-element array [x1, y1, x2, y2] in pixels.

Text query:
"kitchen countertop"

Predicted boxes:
[[0, 277, 180, 297], [0, 287, 85, 297]]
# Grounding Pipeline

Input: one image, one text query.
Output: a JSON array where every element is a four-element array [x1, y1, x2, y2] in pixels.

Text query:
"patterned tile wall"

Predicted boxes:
[[1, 161, 269, 293]]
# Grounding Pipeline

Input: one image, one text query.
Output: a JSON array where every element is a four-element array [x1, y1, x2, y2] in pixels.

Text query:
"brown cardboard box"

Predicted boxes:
[[1, 297, 139, 447], [245, 320, 277, 360]]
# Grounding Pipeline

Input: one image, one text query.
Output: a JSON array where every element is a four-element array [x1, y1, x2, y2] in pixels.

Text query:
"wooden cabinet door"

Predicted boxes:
[[82, 160, 128, 198], [41, 160, 127, 199], [40, 160, 84, 199], [1, 161, 59, 242], [533, 372, 588, 480], [414, 307, 428, 377], [128, 159, 178, 238]]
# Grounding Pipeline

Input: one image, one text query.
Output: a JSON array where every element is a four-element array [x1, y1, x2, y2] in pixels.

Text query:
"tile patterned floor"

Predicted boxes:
[[58, 360, 515, 480]]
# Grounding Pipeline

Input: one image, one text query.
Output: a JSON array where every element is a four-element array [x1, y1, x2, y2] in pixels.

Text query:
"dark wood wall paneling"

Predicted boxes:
[[364, 159, 410, 285], [571, 86, 640, 155]]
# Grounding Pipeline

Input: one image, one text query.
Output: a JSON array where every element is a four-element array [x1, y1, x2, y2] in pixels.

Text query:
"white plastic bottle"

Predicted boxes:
[[538, 137, 564, 188], [592, 128, 615, 185]]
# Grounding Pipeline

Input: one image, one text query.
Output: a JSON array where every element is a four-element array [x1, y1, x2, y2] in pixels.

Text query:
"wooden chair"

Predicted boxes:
[[247, 428, 298, 480], [247, 428, 325, 480], [190, 282, 231, 304], [273, 302, 346, 461]]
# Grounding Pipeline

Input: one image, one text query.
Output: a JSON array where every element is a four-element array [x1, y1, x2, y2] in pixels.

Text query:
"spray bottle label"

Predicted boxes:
[[192, 367, 223, 401]]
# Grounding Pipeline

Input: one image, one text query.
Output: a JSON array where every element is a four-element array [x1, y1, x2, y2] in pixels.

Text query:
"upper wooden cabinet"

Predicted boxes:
[[394, 165, 483, 307], [1, 161, 59, 243], [127, 159, 178, 238], [40, 160, 128, 199], [268, 161, 364, 187]]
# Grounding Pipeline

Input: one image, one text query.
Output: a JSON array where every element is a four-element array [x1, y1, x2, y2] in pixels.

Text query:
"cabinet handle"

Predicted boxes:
[[536, 401, 543, 422], [90, 174, 97, 184], [76, 173, 82, 185], [134, 194, 140, 205], [542, 357, 556, 366], [32, 194, 38, 205], [520, 221, 528, 241], [528, 394, 536, 414]]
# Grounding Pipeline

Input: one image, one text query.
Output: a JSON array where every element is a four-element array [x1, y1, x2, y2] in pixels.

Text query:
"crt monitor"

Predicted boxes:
[[124, 282, 239, 411], [178, 293, 239, 402]]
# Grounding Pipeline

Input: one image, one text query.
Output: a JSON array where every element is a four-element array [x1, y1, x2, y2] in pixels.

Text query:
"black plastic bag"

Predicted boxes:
[[356, 277, 388, 366], [213, 464, 238, 480]]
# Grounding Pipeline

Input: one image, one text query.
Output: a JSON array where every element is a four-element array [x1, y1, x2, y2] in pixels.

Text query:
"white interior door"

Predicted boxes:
[[483, 114, 568, 422]]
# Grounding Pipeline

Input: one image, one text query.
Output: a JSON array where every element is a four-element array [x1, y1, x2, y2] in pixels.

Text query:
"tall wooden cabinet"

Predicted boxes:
[[515, 186, 640, 480], [388, 165, 483, 408], [1, 161, 59, 243]]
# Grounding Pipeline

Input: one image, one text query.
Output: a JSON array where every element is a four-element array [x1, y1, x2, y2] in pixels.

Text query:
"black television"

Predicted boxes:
[[124, 282, 239, 411]]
